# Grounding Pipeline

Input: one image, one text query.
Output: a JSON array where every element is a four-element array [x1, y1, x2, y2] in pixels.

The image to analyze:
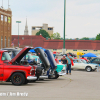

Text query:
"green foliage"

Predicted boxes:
[[76, 38, 79, 40], [36, 29, 50, 38], [51, 32, 61, 39], [96, 33, 100, 40], [60, 38, 63, 40], [50, 34, 54, 39], [80, 37, 89, 40]]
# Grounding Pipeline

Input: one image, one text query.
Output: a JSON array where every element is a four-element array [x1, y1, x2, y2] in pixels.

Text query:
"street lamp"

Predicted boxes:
[[16, 21, 21, 47], [62, 0, 66, 54], [63, 0, 66, 49]]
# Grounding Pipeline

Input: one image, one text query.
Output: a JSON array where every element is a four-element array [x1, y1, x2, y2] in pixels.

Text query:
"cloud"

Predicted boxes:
[[1, 0, 100, 39]]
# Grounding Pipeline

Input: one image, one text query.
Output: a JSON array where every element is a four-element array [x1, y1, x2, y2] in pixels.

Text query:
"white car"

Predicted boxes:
[[72, 59, 99, 72]]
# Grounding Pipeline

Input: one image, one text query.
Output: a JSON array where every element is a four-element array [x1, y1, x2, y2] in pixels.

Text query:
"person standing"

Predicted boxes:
[[55, 56, 59, 64], [61, 55, 68, 74], [81, 56, 88, 62], [66, 53, 73, 75]]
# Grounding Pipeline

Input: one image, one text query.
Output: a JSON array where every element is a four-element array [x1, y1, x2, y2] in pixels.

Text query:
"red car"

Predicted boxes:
[[0, 47, 37, 86]]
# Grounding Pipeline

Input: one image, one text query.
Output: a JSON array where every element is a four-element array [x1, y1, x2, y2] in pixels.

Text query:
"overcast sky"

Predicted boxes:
[[1, 0, 100, 38]]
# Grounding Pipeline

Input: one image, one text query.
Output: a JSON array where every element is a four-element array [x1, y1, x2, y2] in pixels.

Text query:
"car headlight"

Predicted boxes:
[[95, 65, 99, 68]]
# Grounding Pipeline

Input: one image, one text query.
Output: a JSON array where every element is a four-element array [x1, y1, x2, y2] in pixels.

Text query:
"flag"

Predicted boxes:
[[19, 43, 20, 47], [11, 42, 14, 46]]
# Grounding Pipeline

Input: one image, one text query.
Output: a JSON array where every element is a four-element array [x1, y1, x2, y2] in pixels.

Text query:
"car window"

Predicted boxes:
[[81, 59, 87, 63], [2, 52, 11, 61], [73, 60, 79, 63], [93, 58, 100, 61]]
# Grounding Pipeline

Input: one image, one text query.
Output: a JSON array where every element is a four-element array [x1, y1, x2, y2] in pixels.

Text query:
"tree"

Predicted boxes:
[[75, 38, 79, 40], [80, 37, 89, 40], [51, 32, 61, 39], [96, 33, 100, 40], [36, 29, 50, 38]]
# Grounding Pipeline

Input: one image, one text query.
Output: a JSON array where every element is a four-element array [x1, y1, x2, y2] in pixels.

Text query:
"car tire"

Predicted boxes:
[[11, 73, 25, 86], [55, 74, 59, 79], [54, 71, 59, 79], [86, 66, 92, 72]]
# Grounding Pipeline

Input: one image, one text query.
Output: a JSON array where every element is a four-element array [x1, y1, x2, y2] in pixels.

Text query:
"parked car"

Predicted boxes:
[[56, 62, 66, 75], [34, 48, 57, 79], [22, 50, 50, 80], [88, 57, 100, 66], [0, 47, 37, 86], [44, 50, 60, 79], [27, 52, 66, 76], [71, 59, 99, 72], [6, 48, 50, 80]]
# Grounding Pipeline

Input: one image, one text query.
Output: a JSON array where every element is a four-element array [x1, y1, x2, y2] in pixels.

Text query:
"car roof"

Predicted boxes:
[[0, 50, 8, 53]]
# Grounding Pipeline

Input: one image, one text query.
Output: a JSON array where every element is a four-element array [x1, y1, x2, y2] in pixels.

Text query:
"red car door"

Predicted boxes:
[[0, 64, 3, 81]]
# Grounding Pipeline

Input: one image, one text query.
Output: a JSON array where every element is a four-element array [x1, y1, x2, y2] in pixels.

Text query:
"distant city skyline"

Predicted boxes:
[[0, 0, 100, 39]]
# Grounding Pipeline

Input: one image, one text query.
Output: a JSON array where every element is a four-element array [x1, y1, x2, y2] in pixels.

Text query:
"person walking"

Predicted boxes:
[[66, 53, 73, 75], [61, 55, 68, 74]]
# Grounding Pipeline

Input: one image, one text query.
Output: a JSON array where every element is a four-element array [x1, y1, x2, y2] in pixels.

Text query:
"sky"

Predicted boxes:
[[1, 0, 100, 39]]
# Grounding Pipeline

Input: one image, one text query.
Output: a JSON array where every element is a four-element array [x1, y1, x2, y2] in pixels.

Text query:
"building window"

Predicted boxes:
[[73, 49, 77, 51], [8, 17, 11, 23], [8, 37, 10, 47], [5, 36, 6, 48], [1, 36, 3, 49], [83, 50, 87, 51], [32, 27, 35, 30], [48, 28, 53, 30], [1, 15, 3, 21], [5, 16, 7, 22], [53, 49, 57, 51], [94, 50, 98, 51]]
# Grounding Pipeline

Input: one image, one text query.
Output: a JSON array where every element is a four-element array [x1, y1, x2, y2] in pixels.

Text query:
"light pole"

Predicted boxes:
[[16, 21, 21, 47], [62, 0, 66, 54], [63, 0, 66, 49]]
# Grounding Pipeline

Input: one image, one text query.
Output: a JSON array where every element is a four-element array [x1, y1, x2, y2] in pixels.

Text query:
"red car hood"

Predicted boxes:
[[10, 46, 33, 64]]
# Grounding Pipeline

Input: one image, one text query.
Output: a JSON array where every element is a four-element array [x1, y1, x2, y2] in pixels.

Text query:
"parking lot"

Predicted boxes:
[[0, 69, 100, 100]]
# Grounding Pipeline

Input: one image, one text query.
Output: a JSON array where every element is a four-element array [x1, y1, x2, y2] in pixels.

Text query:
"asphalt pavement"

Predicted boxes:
[[0, 69, 100, 100]]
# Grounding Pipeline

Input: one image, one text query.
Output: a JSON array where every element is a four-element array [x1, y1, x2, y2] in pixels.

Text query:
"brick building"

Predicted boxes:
[[12, 35, 100, 54], [0, 7, 12, 49]]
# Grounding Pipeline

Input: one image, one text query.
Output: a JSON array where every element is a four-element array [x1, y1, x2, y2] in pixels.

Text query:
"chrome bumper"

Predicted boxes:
[[58, 72, 66, 76], [39, 75, 48, 79], [27, 76, 37, 80]]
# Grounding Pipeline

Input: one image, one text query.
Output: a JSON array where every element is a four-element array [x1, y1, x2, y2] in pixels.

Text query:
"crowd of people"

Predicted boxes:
[[55, 53, 89, 75], [55, 53, 73, 75]]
